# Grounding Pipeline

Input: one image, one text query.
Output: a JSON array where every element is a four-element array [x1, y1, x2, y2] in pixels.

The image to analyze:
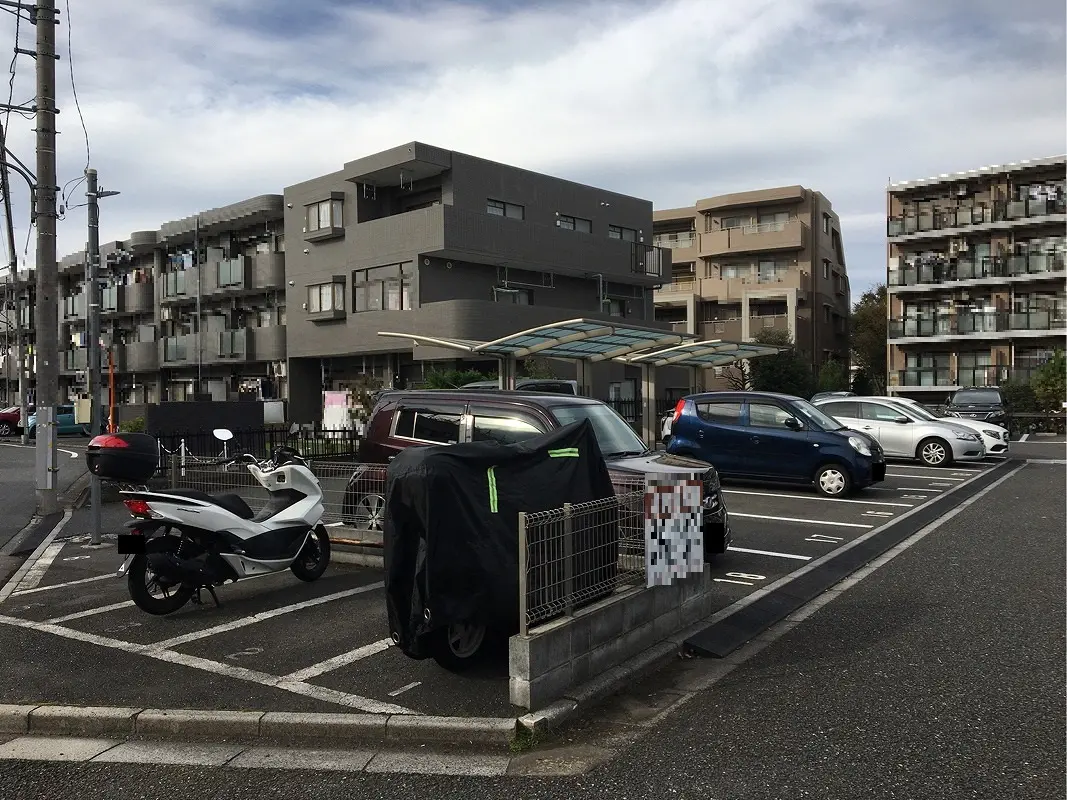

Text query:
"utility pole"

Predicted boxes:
[[33, 0, 60, 515], [85, 168, 119, 545], [194, 216, 201, 397]]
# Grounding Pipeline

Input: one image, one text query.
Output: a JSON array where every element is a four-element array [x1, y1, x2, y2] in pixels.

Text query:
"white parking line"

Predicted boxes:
[[884, 463, 984, 473], [723, 489, 913, 508], [0, 511, 74, 605], [728, 546, 811, 562], [16, 542, 66, 592], [12, 574, 114, 596], [0, 613, 415, 715], [1019, 433, 1030, 442], [388, 681, 421, 697], [151, 581, 385, 649], [284, 638, 394, 682], [729, 513, 874, 530], [47, 601, 135, 624], [886, 473, 964, 481]]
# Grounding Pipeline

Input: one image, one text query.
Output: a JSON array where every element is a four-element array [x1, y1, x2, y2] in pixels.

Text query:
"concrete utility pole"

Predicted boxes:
[[0, 122, 28, 445], [85, 168, 119, 545], [33, 0, 60, 515]]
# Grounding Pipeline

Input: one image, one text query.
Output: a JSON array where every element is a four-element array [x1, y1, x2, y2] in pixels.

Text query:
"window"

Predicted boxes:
[[306, 199, 344, 232], [354, 263, 416, 312], [487, 198, 524, 220], [758, 211, 790, 226], [218, 258, 244, 287], [695, 402, 742, 425], [494, 287, 531, 304], [748, 403, 798, 430], [861, 402, 908, 422], [821, 401, 860, 419], [720, 215, 752, 230], [605, 298, 626, 318], [822, 213, 831, 234], [393, 406, 462, 444], [307, 282, 344, 314], [471, 413, 545, 445], [558, 214, 592, 233], [822, 259, 831, 280], [824, 306, 832, 323], [721, 265, 749, 279], [608, 224, 637, 242]]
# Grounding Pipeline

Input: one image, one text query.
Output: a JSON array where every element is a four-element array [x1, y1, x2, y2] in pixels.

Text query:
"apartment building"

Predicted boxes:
[[283, 141, 671, 421], [55, 195, 287, 405], [885, 156, 1067, 397], [652, 186, 850, 385], [0, 268, 34, 406]]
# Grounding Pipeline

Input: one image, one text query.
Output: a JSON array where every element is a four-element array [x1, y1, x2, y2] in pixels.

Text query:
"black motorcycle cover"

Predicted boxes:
[[383, 420, 618, 659]]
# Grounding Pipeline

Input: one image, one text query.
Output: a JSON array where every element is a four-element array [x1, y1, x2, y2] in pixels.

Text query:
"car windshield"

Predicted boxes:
[[549, 403, 648, 457], [895, 401, 937, 422], [0, 406, 16, 414], [952, 389, 1002, 405], [790, 398, 847, 431]]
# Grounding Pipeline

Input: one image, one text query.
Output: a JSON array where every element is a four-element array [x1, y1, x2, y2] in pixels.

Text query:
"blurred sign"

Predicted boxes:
[[643, 472, 703, 587]]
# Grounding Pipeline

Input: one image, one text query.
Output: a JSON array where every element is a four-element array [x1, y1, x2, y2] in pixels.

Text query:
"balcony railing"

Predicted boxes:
[[888, 197, 1066, 236], [889, 253, 1065, 288], [162, 336, 187, 362], [889, 311, 1066, 338], [652, 232, 696, 249], [894, 368, 955, 388], [218, 329, 249, 359], [631, 243, 668, 279]]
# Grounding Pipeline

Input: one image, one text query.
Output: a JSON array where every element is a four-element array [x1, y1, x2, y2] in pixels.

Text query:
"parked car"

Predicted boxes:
[[0, 406, 25, 436], [666, 391, 886, 497], [458, 378, 578, 395], [813, 396, 985, 467], [26, 405, 89, 438], [347, 390, 732, 555], [872, 395, 1009, 457], [944, 386, 1008, 426], [811, 391, 855, 403]]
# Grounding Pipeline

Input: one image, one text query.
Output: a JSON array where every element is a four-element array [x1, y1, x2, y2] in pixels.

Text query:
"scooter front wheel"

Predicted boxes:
[[127, 555, 194, 616], [290, 526, 331, 582]]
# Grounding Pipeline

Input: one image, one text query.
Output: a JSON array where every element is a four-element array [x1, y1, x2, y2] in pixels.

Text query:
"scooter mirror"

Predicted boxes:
[[213, 428, 234, 442]]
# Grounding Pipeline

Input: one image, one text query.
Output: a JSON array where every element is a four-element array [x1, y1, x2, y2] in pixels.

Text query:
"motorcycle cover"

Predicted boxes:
[[383, 419, 618, 659]]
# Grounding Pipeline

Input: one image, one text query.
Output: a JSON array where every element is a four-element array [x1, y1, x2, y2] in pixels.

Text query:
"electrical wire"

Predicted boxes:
[[4, 0, 21, 136], [61, 0, 91, 209]]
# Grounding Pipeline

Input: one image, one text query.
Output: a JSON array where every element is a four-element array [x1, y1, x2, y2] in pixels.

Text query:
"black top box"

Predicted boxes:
[[87, 432, 159, 482]]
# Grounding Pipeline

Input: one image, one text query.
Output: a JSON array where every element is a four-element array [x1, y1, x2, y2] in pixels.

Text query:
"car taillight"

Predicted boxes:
[[123, 499, 152, 518], [672, 399, 686, 424]]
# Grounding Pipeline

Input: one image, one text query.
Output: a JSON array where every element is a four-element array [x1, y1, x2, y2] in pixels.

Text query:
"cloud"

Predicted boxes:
[[0, 0, 1062, 297]]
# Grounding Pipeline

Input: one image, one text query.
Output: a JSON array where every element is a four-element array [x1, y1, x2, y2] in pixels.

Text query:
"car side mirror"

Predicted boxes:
[[894, 416, 910, 424], [784, 417, 803, 431]]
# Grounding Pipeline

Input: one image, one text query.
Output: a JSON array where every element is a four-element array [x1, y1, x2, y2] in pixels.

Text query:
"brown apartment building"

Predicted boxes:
[[885, 156, 1066, 399], [652, 186, 850, 389]]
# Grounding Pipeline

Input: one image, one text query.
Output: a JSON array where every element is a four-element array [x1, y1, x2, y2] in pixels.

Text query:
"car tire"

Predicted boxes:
[[814, 463, 851, 497], [917, 437, 952, 467], [0, 422, 11, 436], [427, 621, 489, 672]]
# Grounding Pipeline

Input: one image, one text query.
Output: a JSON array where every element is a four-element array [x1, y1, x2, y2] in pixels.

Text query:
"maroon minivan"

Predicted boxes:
[[342, 390, 732, 555]]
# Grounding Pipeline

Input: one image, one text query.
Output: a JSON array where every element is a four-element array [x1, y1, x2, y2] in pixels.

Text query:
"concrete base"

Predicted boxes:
[[509, 568, 715, 710]]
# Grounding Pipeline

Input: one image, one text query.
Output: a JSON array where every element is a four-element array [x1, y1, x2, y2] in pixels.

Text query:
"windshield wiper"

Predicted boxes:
[[605, 449, 648, 458]]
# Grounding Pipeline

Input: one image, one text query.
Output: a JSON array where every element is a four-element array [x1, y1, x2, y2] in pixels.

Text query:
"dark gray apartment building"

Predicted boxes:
[[283, 142, 670, 421]]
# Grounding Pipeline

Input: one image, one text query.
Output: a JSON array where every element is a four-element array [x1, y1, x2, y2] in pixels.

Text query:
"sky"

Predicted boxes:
[[0, 0, 1064, 300]]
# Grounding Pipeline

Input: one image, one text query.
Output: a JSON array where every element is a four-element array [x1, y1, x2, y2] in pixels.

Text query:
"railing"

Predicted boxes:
[[893, 368, 955, 388], [518, 490, 644, 634], [631, 242, 668, 279], [723, 220, 789, 235], [653, 232, 697, 249], [888, 197, 1066, 236], [889, 253, 1065, 287], [889, 311, 1066, 338]]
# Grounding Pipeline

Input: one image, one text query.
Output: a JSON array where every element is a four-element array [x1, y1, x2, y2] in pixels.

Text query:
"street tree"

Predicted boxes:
[[850, 285, 888, 393]]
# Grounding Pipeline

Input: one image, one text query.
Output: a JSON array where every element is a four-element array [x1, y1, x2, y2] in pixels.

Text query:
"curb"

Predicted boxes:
[[330, 541, 385, 569], [0, 704, 519, 749]]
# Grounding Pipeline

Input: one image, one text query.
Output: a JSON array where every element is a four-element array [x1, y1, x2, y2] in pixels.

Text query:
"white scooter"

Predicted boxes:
[[111, 428, 331, 616]]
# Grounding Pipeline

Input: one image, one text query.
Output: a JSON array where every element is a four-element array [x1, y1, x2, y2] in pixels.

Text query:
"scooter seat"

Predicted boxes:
[[166, 488, 255, 520]]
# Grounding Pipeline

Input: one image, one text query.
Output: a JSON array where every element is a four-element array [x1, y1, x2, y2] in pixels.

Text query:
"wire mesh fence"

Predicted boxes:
[[518, 489, 645, 635]]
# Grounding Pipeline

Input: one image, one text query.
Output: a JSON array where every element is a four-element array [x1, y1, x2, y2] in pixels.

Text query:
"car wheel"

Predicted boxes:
[[428, 621, 489, 672], [917, 437, 951, 467], [0, 422, 11, 436], [814, 464, 850, 497], [352, 493, 385, 531]]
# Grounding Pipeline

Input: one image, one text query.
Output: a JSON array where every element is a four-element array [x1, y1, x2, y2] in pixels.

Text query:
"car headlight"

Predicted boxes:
[[982, 429, 999, 438], [953, 431, 979, 441], [848, 435, 872, 457]]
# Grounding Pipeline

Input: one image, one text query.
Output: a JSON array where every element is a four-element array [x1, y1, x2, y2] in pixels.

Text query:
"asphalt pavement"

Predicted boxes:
[[0, 437, 90, 549], [0, 460, 1061, 797]]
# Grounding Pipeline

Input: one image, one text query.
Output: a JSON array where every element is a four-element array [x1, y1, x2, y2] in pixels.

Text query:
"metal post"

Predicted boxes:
[[194, 216, 202, 398], [33, 0, 59, 515], [86, 169, 101, 543], [169, 451, 179, 490], [517, 511, 528, 637], [562, 502, 574, 617]]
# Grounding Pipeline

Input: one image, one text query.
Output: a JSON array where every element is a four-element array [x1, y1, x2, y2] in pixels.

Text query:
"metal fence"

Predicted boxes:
[[518, 489, 645, 635], [155, 427, 362, 465]]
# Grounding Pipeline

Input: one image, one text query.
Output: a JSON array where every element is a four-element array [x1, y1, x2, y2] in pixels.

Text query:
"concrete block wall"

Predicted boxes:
[[508, 567, 715, 710]]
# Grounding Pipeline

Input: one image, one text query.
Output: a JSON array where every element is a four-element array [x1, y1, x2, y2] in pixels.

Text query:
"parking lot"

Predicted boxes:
[[0, 454, 1014, 724]]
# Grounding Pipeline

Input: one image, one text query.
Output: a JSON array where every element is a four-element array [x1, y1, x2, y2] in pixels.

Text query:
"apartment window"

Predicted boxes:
[[822, 213, 831, 234], [823, 306, 832, 323], [487, 198, 525, 220], [822, 259, 831, 280], [353, 263, 416, 312], [558, 214, 592, 233], [306, 199, 343, 232], [217, 258, 244, 287], [720, 215, 752, 230], [605, 298, 626, 318], [608, 224, 637, 242], [720, 264, 749, 279], [307, 282, 344, 314], [494, 287, 531, 304]]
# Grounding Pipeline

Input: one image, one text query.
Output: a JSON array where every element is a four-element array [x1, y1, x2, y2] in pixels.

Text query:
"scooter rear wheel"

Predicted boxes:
[[290, 527, 331, 582], [127, 554, 194, 616]]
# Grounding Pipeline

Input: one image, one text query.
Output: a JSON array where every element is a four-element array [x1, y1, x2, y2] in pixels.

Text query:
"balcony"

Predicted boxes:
[[214, 257, 250, 293], [252, 252, 285, 290], [217, 329, 251, 360], [889, 311, 1067, 340], [62, 349, 87, 372], [161, 335, 189, 364], [652, 232, 696, 250], [161, 270, 196, 303], [701, 219, 807, 257], [100, 286, 124, 316], [251, 325, 286, 361], [892, 368, 956, 389], [888, 197, 1067, 240], [888, 253, 1066, 291], [122, 341, 158, 372], [124, 280, 155, 314], [655, 274, 698, 299], [62, 296, 86, 321]]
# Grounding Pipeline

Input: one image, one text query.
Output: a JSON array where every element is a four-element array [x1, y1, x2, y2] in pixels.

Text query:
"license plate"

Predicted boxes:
[[873, 463, 887, 481], [117, 534, 145, 554]]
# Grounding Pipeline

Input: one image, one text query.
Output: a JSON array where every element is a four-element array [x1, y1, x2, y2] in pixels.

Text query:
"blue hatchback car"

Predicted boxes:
[[666, 391, 887, 497]]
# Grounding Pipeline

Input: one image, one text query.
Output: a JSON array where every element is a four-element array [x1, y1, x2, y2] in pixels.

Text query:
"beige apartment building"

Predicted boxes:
[[885, 156, 1066, 398], [653, 186, 850, 387]]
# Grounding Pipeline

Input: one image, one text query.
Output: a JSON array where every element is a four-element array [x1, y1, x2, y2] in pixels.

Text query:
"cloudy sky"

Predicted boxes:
[[1, 0, 1064, 298]]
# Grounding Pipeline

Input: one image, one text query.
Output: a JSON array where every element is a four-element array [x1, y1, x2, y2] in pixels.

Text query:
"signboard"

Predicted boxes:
[[643, 472, 703, 587]]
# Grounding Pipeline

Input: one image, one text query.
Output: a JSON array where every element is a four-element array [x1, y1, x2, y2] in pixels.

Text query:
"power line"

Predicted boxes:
[[4, 0, 21, 136], [59, 0, 89, 208]]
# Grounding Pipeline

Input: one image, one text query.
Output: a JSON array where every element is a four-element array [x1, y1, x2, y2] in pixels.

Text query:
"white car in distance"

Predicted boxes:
[[874, 396, 1008, 457]]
